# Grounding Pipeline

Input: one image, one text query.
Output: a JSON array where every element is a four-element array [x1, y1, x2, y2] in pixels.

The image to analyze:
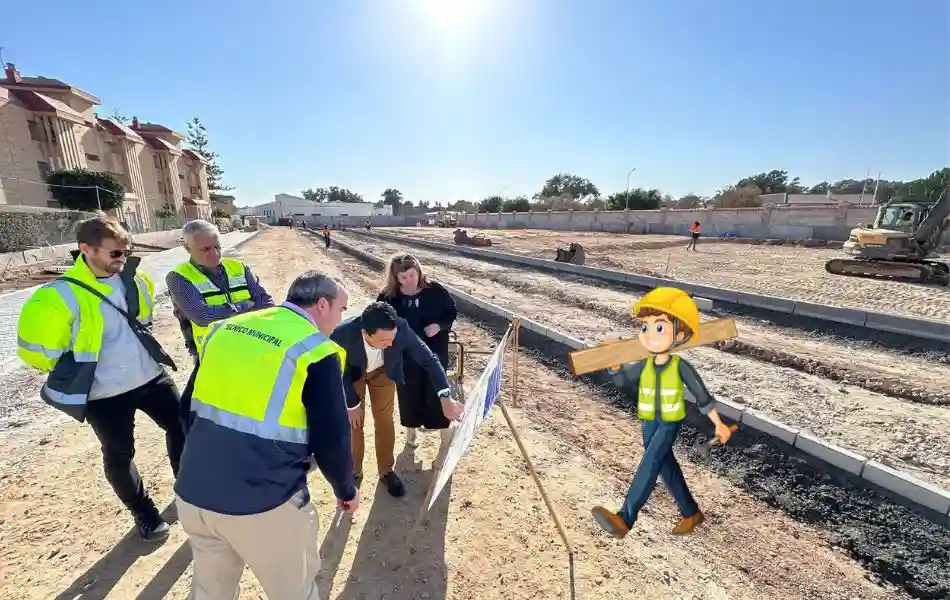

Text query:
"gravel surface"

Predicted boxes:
[[325, 232, 950, 600], [380, 227, 950, 321], [2, 228, 920, 600], [335, 232, 950, 491]]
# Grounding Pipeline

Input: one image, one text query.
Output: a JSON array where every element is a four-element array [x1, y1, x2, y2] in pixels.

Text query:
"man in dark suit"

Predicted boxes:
[[331, 302, 464, 497]]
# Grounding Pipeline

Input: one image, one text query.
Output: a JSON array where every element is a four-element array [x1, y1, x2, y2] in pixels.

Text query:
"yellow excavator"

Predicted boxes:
[[824, 187, 950, 285]]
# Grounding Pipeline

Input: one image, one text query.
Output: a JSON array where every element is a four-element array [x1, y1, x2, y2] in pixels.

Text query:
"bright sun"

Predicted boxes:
[[415, 0, 487, 31]]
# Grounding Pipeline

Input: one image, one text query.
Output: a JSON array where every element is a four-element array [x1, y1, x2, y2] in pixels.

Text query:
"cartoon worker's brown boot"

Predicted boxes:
[[591, 506, 630, 539], [671, 510, 705, 535]]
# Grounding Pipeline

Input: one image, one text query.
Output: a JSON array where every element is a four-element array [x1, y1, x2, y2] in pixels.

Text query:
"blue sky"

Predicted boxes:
[[2, 0, 948, 206]]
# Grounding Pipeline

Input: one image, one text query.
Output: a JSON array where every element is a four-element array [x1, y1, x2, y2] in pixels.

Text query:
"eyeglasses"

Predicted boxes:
[[395, 255, 415, 265], [106, 249, 133, 258]]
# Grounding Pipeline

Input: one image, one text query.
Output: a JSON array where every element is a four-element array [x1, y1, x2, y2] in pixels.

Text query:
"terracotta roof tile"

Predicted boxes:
[[140, 133, 180, 153], [96, 117, 145, 142], [182, 148, 209, 164], [9, 89, 85, 122]]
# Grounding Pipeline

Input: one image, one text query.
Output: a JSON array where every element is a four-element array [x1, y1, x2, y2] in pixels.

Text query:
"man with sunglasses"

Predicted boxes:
[[17, 217, 185, 542], [167, 219, 274, 365]]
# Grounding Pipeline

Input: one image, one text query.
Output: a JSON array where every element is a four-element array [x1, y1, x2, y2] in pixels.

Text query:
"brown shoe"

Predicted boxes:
[[671, 510, 705, 535], [591, 506, 630, 539]]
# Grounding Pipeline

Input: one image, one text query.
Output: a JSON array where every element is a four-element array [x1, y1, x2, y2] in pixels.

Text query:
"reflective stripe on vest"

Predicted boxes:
[[16, 258, 155, 418], [172, 258, 252, 346], [191, 306, 346, 445], [637, 355, 686, 422]]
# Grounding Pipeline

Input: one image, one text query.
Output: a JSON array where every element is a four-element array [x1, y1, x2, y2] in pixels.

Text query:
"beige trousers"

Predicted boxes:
[[176, 491, 321, 600]]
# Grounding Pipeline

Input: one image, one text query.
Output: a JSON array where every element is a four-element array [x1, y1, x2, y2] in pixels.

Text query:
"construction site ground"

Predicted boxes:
[[377, 227, 950, 322], [336, 231, 950, 491], [0, 228, 943, 600]]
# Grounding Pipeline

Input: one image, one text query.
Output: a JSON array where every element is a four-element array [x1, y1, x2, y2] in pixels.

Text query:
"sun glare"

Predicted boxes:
[[415, 0, 488, 32]]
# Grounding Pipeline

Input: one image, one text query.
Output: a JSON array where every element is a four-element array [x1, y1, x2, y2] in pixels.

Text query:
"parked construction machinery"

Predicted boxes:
[[554, 242, 586, 265], [436, 212, 458, 228], [453, 229, 492, 247], [824, 187, 950, 285]]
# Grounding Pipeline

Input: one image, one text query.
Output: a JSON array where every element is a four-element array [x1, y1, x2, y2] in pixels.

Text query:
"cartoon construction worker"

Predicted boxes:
[[591, 287, 733, 538]]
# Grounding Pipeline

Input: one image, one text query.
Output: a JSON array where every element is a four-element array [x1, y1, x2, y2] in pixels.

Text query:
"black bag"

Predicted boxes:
[[60, 261, 177, 372]]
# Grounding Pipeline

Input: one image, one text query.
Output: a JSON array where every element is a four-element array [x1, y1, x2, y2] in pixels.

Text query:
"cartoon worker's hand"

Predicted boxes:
[[602, 337, 624, 371], [715, 422, 735, 445]]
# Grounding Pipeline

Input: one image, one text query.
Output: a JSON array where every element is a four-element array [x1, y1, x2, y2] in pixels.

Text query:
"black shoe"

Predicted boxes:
[[355, 472, 363, 488], [380, 471, 405, 497], [135, 513, 170, 543]]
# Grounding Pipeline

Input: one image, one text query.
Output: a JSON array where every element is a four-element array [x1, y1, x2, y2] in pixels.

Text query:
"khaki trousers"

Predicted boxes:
[[351, 367, 397, 476], [176, 491, 321, 600]]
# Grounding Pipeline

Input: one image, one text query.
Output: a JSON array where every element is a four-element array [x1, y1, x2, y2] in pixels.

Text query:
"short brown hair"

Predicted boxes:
[[76, 217, 132, 247], [381, 253, 429, 296], [635, 306, 694, 341]]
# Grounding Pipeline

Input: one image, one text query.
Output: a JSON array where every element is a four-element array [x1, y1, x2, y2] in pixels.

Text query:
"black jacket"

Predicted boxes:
[[330, 315, 451, 409]]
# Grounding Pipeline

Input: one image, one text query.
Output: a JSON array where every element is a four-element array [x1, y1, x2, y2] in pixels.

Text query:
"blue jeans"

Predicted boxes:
[[618, 419, 699, 527]]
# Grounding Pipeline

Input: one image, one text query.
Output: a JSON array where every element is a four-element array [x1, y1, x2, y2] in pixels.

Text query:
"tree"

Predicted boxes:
[[447, 199, 477, 213], [605, 188, 663, 211], [110, 109, 128, 124], [301, 188, 329, 202], [536, 172, 600, 200], [737, 170, 794, 195], [186, 117, 232, 193], [478, 195, 504, 212], [381, 188, 404, 215], [899, 168, 950, 202], [46, 168, 125, 212], [323, 186, 362, 203], [671, 194, 705, 209], [502, 196, 531, 212], [714, 184, 763, 208]]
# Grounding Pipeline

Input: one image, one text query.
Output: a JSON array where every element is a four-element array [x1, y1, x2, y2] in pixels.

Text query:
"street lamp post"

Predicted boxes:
[[624, 168, 637, 211]]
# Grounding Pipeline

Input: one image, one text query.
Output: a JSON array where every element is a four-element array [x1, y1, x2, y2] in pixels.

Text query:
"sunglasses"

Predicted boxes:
[[105, 249, 133, 258], [395, 255, 416, 265]]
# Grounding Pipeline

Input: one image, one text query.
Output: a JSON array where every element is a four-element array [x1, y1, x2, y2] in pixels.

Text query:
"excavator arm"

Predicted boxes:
[[915, 186, 950, 251]]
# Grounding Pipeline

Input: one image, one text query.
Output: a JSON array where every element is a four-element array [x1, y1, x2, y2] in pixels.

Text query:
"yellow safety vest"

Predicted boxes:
[[172, 258, 252, 347], [16, 256, 155, 421], [191, 306, 346, 445], [637, 356, 687, 422]]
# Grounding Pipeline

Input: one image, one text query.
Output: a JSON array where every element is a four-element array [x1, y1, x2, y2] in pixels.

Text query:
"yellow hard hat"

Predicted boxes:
[[632, 287, 700, 341]]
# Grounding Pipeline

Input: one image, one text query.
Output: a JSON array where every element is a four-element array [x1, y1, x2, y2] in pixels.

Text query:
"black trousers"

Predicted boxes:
[[84, 372, 185, 519]]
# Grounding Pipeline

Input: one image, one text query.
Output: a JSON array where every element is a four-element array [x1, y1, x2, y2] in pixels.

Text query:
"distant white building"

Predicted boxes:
[[243, 193, 392, 223]]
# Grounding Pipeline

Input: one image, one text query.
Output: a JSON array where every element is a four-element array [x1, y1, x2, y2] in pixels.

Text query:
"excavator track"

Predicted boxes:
[[824, 258, 950, 286]]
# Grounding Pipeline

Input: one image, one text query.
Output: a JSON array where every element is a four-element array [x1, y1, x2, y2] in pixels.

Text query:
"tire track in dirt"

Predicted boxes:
[[333, 232, 950, 492], [318, 232, 950, 600]]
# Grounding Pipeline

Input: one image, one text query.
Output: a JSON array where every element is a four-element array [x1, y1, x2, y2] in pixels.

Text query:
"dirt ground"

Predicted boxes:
[[335, 232, 950, 491], [378, 227, 950, 321], [0, 228, 912, 600]]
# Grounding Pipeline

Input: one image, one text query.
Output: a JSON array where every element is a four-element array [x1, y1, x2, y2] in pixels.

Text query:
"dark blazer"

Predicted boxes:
[[330, 315, 452, 409]]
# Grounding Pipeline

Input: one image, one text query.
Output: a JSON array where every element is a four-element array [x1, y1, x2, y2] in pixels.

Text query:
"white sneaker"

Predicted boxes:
[[405, 427, 419, 448]]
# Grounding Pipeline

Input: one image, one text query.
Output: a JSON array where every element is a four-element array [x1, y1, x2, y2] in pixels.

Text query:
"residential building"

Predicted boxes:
[[243, 193, 392, 224], [210, 193, 236, 216], [0, 62, 212, 231]]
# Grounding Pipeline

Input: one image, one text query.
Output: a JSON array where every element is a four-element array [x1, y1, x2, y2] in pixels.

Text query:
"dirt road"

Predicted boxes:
[[380, 227, 950, 321], [0, 228, 917, 600], [334, 232, 950, 491]]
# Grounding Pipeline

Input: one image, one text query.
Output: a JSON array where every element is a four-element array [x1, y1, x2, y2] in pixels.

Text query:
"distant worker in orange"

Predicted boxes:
[[686, 221, 701, 251]]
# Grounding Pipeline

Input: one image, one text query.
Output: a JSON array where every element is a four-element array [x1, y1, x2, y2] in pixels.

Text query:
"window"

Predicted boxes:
[[85, 153, 100, 162], [37, 161, 52, 181], [27, 120, 45, 142], [179, 173, 185, 180], [153, 155, 161, 168], [158, 181, 166, 193], [190, 186, 199, 196]]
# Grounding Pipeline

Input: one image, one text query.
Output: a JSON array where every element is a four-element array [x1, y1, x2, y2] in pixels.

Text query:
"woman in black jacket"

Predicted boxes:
[[377, 253, 458, 454]]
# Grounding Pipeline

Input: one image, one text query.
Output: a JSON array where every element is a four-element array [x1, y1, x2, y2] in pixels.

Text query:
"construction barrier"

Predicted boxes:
[[348, 229, 950, 344], [325, 232, 950, 526]]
